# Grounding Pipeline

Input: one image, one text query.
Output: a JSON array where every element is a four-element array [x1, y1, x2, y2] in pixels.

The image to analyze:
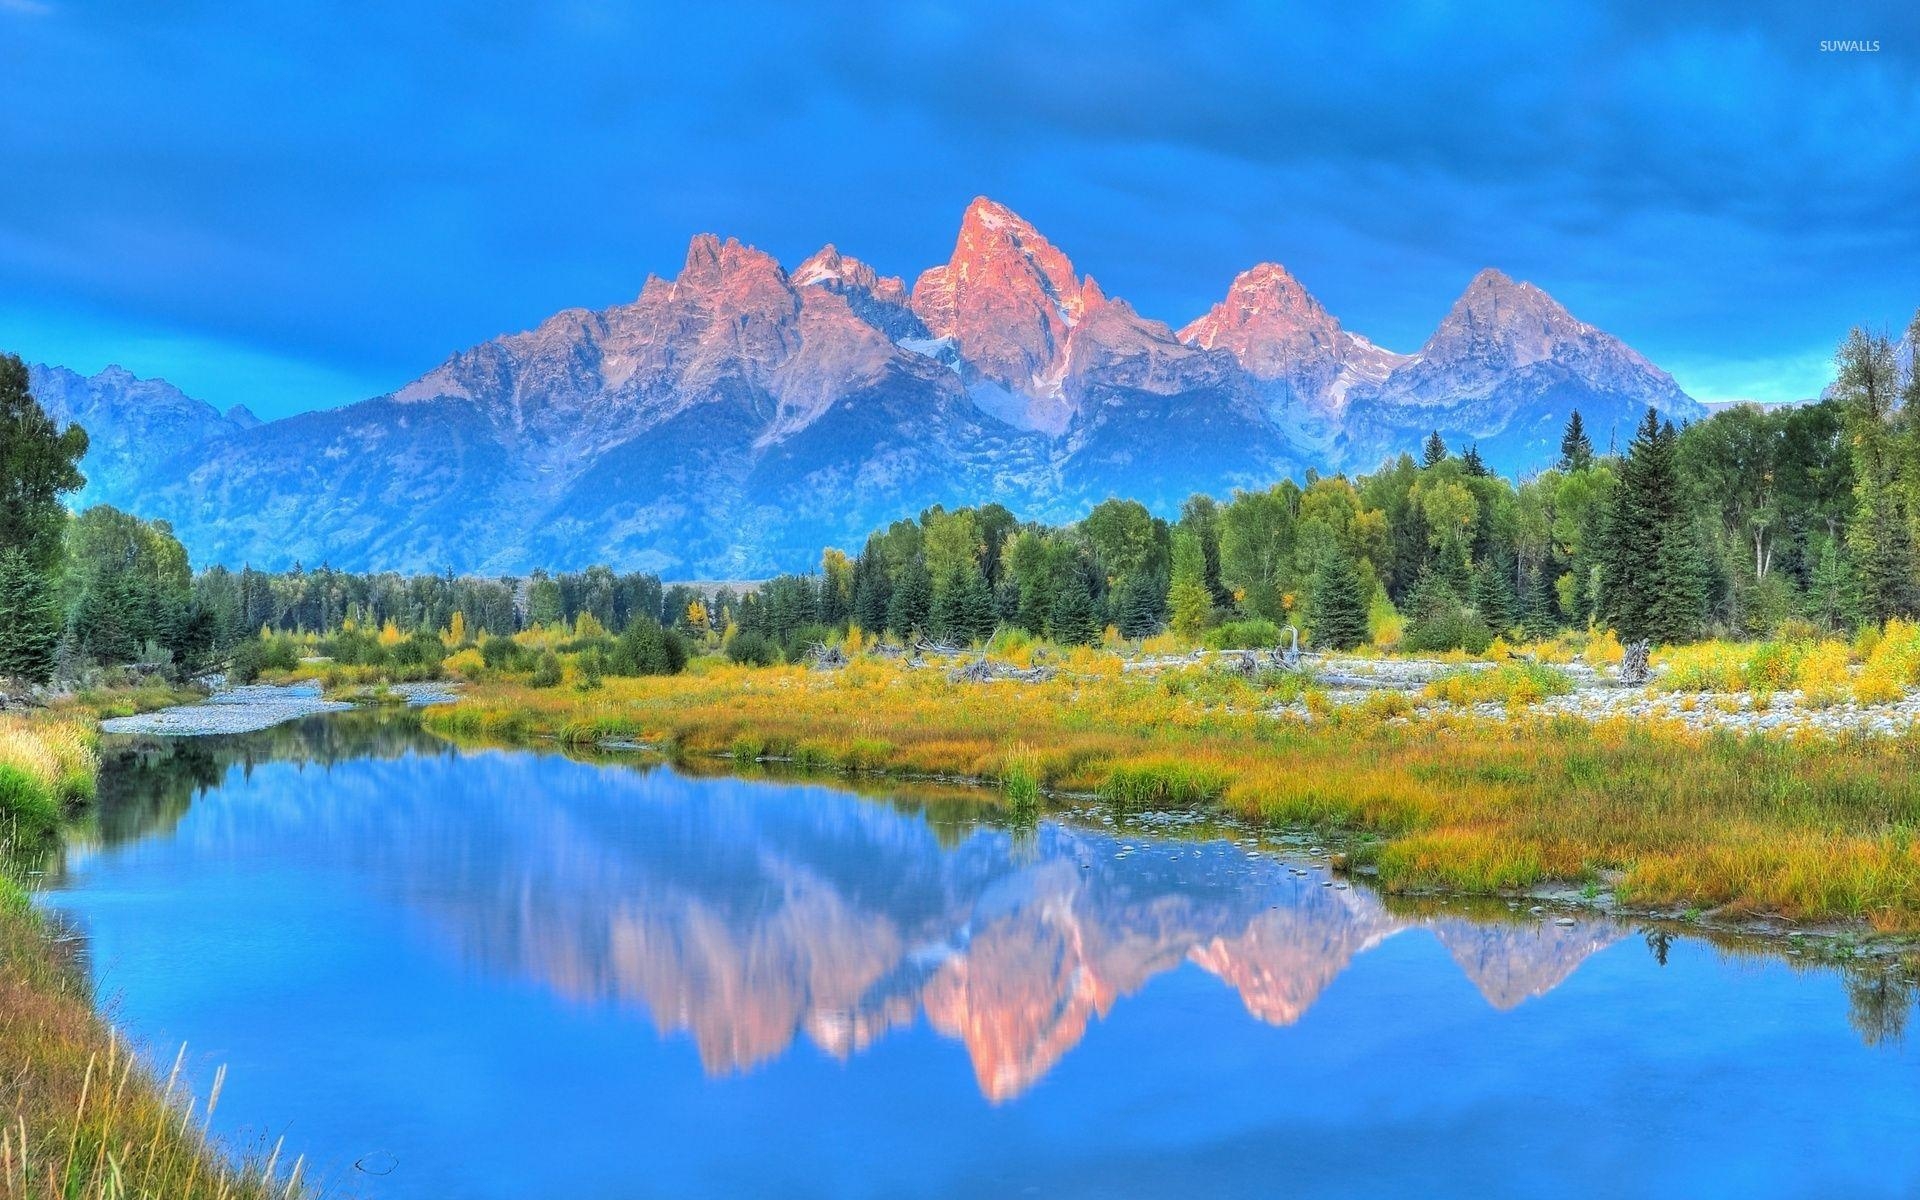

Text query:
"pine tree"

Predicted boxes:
[[952, 564, 997, 643], [1559, 410, 1594, 472], [1167, 529, 1213, 639], [0, 549, 61, 684], [1047, 575, 1100, 646], [1520, 563, 1560, 639], [1461, 444, 1489, 477], [1469, 560, 1515, 632], [931, 564, 995, 644], [1646, 520, 1710, 643], [1309, 548, 1370, 650], [927, 567, 964, 642], [885, 558, 931, 638], [1114, 572, 1160, 639], [851, 554, 890, 634], [1599, 409, 1706, 643], [1808, 537, 1856, 632], [1598, 408, 1667, 641], [1421, 430, 1448, 468]]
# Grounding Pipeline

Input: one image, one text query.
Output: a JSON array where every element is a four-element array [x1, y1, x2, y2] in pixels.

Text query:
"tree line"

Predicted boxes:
[[727, 314, 1915, 657]]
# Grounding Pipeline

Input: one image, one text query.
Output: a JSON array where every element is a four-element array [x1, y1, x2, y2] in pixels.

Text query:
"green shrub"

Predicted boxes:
[[610, 620, 690, 676], [1403, 608, 1495, 655], [727, 630, 779, 667], [1205, 619, 1284, 650], [480, 634, 531, 672], [225, 638, 264, 683], [529, 649, 562, 688]]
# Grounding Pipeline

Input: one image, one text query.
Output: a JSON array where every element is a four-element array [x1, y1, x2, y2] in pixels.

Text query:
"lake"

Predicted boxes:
[[36, 712, 1920, 1199]]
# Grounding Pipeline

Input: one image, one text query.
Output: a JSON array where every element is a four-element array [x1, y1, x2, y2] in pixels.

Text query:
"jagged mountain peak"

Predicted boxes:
[[674, 232, 789, 294], [1179, 262, 1343, 366], [791, 244, 925, 342], [1178, 261, 1409, 420], [1340, 267, 1700, 474], [1425, 267, 1614, 370], [24, 360, 255, 509]]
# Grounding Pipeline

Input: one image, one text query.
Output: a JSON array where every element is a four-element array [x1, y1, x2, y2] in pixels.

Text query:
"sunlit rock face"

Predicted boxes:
[[39, 201, 1695, 573], [1179, 263, 1410, 417]]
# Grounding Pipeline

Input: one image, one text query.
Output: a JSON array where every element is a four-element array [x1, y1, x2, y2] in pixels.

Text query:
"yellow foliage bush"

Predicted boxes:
[[443, 647, 487, 679], [1583, 627, 1624, 667]]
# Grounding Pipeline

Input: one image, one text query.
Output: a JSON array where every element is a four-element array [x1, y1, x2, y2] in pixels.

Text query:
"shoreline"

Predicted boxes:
[[419, 659, 1920, 934], [100, 679, 459, 737]]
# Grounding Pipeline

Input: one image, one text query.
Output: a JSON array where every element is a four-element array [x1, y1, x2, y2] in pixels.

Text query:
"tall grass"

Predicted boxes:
[[1, 714, 305, 1200], [0, 717, 97, 839], [427, 658, 1920, 929]]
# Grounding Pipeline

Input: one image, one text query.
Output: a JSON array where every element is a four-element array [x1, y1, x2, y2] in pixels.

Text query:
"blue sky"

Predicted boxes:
[[1, 0, 1915, 419]]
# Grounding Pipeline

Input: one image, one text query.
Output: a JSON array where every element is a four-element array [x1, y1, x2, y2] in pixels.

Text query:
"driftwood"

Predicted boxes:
[[945, 654, 1057, 684], [915, 638, 965, 657], [803, 643, 847, 671], [870, 642, 908, 660], [1617, 639, 1653, 686]]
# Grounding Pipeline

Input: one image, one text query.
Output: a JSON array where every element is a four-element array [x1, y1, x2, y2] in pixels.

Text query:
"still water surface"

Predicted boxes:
[[37, 714, 1920, 1199]]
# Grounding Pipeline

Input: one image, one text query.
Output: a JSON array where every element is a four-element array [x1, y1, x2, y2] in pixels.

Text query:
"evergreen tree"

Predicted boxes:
[[930, 564, 995, 644], [1461, 444, 1489, 477], [0, 549, 61, 684], [1469, 560, 1516, 632], [1309, 548, 1370, 650], [1519, 562, 1560, 639], [1559, 410, 1594, 472], [1047, 574, 1100, 645], [1114, 572, 1160, 639], [1807, 536, 1857, 632], [0, 354, 89, 573], [1646, 520, 1711, 642], [1599, 410, 1710, 643], [850, 553, 891, 633], [885, 558, 932, 638], [1421, 430, 1448, 468], [952, 563, 997, 643]]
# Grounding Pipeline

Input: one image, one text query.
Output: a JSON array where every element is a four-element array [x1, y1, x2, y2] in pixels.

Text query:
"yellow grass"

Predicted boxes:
[[428, 656, 1920, 930]]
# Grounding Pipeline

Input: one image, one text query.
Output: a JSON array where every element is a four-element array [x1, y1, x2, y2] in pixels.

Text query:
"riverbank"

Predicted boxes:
[[0, 705, 300, 1200], [426, 658, 1920, 933]]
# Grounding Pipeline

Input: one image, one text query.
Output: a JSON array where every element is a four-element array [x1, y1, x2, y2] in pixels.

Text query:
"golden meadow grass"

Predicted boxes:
[[428, 656, 1920, 930], [0, 716, 97, 839], [2, 712, 302, 1200]]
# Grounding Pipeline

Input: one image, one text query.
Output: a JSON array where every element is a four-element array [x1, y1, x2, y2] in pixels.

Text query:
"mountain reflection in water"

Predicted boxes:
[[66, 716, 1629, 1102]]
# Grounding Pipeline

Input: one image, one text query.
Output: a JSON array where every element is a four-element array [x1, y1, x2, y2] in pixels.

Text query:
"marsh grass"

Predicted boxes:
[[0, 718, 97, 840], [1423, 662, 1574, 709], [0, 903, 306, 1200], [427, 658, 1920, 928], [0, 715, 305, 1200]]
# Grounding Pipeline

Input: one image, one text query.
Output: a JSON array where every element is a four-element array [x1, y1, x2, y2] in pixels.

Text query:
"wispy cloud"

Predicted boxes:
[[0, 0, 54, 17]]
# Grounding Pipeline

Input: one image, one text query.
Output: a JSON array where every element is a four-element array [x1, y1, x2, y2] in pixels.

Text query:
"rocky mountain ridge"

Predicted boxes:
[[21, 197, 1702, 575]]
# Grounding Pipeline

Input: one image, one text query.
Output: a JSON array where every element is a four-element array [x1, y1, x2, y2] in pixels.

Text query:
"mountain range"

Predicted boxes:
[[24, 197, 1703, 576]]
